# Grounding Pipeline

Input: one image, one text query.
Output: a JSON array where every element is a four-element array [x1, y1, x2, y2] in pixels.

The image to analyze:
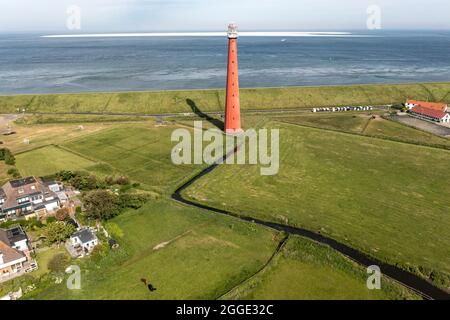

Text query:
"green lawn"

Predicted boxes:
[[1, 82, 450, 114], [278, 113, 450, 149], [3, 117, 436, 299], [26, 200, 281, 300], [183, 122, 450, 288], [15, 145, 97, 177], [364, 117, 450, 148], [62, 125, 204, 194], [278, 113, 372, 133], [223, 236, 417, 300], [34, 247, 70, 278]]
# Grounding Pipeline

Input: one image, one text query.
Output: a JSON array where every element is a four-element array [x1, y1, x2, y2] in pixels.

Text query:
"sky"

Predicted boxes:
[[1, 0, 450, 32]]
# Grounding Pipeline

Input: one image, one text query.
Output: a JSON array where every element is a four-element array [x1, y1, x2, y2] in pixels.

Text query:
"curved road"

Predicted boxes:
[[171, 148, 450, 301]]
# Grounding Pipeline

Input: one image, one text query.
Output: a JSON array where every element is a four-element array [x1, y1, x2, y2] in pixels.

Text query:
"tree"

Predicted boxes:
[[82, 190, 120, 220], [0, 148, 15, 165], [42, 221, 76, 244], [55, 208, 70, 221], [56, 170, 75, 182]]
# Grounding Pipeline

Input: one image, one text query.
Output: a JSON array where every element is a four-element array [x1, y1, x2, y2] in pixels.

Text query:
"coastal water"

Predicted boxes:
[[1, 31, 450, 95]]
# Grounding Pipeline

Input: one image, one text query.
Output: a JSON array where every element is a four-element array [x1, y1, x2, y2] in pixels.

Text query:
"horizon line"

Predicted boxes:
[[41, 31, 356, 38]]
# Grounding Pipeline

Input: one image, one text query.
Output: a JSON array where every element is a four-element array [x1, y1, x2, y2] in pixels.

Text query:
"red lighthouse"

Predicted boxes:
[[225, 23, 243, 134]]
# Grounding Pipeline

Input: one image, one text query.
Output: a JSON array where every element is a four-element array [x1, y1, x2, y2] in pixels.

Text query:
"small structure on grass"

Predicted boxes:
[[108, 238, 119, 250]]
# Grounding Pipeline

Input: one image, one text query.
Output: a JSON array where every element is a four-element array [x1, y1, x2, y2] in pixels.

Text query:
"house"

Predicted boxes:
[[405, 100, 448, 112], [0, 176, 61, 221], [409, 106, 450, 124], [0, 226, 32, 281], [69, 229, 99, 257]]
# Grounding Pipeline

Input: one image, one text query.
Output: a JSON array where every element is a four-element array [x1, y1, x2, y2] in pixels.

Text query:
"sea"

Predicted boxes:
[[1, 30, 450, 95]]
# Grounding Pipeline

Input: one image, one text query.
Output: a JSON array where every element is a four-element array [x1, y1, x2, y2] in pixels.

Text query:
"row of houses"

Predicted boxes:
[[405, 100, 450, 124], [0, 226, 35, 282]]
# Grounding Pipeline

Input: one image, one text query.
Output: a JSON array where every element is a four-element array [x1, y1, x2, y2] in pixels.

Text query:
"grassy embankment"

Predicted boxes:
[[223, 236, 417, 300], [276, 113, 450, 149], [1, 82, 450, 114]]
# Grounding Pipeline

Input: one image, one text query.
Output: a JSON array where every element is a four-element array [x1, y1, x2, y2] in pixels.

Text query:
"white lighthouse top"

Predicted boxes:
[[227, 23, 238, 39]]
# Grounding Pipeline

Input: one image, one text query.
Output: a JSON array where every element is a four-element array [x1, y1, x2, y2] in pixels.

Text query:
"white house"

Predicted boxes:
[[70, 229, 99, 257], [410, 106, 450, 124], [0, 226, 32, 281]]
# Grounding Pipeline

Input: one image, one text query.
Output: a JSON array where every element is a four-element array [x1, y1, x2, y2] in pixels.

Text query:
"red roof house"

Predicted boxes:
[[406, 100, 448, 112], [410, 106, 450, 123]]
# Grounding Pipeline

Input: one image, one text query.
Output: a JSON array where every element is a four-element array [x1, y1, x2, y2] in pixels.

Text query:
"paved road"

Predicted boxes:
[[14, 105, 388, 119], [392, 115, 450, 137]]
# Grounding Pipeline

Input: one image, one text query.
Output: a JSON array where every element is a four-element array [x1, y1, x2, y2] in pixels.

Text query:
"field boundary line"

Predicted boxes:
[[216, 235, 289, 300], [171, 142, 450, 300], [277, 119, 450, 152]]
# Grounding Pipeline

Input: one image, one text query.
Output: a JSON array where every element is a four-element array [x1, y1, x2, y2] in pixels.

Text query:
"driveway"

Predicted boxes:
[[392, 115, 450, 137]]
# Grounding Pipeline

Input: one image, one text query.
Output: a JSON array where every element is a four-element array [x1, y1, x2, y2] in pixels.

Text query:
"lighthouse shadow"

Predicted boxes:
[[186, 99, 224, 131]]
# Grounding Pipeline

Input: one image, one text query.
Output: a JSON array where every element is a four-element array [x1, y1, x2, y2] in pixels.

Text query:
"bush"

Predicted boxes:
[[105, 222, 124, 239], [45, 216, 57, 224], [55, 208, 70, 221], [0, 148, 16, 165], [115, 176, 130, 185], [0, 148, 8, 160], [55, 170, 106, 191], [56, 170, 76, 182], [42, 221, 76, 244], [104, 175, 130, 186], [104, 175, 115, 185], [47, 253, 69, 274], [90, 244, 109, 263], [119, 193, 152, 210]]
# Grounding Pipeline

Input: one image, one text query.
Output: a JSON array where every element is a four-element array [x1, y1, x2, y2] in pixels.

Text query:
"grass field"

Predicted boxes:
[[33, 247, 70, 278], [278, 113, 450, 149], [277, 113, 373, 133], [223, 236, 417, 300], [26, 200, 281, 300], [15, 145, 97, 177], [1, 116, 425, 300], [1, 82, 450, 115], [25, 201, 412, 300], [62, 124, 204, 194], [183, 122, 450, 288], [1, 122, 115, 154], [15, 114, 151, 125]]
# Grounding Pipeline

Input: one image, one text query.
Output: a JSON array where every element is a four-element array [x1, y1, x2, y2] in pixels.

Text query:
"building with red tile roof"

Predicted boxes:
[[410, 106, 450, 123], [405, 100, 448, 112]]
